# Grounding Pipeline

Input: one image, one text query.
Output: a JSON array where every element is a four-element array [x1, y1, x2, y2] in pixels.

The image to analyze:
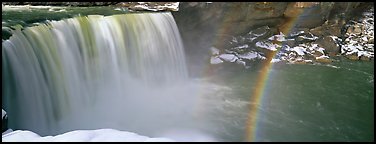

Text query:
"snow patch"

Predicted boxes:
[[2, 129, 175, 142]]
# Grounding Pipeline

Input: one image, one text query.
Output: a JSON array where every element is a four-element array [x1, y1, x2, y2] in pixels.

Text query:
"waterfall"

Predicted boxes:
[[2, 12, 195, 136]]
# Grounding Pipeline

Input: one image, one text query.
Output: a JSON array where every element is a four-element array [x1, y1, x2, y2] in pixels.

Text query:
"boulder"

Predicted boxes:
[[314, 36, 340, 55]]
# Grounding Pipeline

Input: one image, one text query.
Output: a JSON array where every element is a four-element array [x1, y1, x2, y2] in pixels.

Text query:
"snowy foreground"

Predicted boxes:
[[2, 129, 175, 142]]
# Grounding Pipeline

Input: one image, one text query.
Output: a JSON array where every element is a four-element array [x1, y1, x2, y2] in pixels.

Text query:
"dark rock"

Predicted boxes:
[[314, 36, 340, 55]]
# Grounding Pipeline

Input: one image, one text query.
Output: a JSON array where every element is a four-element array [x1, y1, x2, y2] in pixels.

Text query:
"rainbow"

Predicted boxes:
[[203, 2, 312, 141], [244, 4, 309, 142]]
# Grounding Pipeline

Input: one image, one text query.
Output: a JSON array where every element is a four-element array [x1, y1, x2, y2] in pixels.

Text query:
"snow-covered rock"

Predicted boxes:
[[341, 7, 374, 60], [218, 54, 238, 62], [255, 41, 278, 51], [237, 51, 260, 60], [210, 56, 223, 64], [293, 46, 306, 56]]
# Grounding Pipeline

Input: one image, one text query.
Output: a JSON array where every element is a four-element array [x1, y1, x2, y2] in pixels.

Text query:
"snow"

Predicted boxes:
[[293, 46, 306, 55], [317, 47, 325, 54], [219, 54, 238, 62], [357, 51, 371, 57], [2, 5, 66, 11], [210, 56, 223, 64], [2, 129, 175, 142], [255, 41, 278, 51], [270, 58, 281, 63], [2, 129, 13, 135]]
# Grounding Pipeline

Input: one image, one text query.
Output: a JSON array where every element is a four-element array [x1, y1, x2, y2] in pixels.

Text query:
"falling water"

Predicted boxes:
[[2, 12, 200, 137]]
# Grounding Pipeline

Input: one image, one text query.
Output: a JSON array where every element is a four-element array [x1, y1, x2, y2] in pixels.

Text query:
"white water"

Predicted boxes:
[[2, 12, 219, 138]]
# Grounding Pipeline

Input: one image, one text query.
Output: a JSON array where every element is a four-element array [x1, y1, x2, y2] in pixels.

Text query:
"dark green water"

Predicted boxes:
[[2, 6, 374, 142], [207, 59, 374, 142]]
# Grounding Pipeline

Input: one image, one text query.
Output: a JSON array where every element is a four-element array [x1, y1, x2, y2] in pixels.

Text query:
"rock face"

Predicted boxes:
[[171, 2, 373, 72]]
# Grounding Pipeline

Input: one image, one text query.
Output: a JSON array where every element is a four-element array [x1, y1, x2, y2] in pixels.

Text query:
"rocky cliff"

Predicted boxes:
[[171, 2, 374, 74]]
